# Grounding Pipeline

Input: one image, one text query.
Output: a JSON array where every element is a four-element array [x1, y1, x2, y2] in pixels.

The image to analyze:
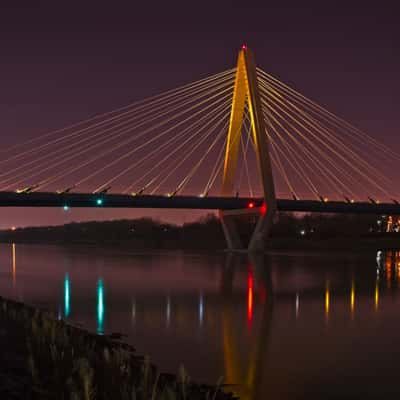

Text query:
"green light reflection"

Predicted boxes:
[[64, 273, 71, 317], [97, 278, 105, 334]]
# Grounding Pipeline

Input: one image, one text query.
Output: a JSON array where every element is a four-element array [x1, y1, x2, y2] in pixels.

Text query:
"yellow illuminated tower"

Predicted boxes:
[[220, 46, 276, 252]]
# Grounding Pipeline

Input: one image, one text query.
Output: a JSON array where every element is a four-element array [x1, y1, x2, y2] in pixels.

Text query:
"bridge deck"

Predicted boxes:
[[0, 191, 399, 214]]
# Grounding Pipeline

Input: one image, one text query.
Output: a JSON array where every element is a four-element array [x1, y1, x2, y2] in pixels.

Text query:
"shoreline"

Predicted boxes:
[[0, 296, 236, 400], [1, 236, 399, 252]]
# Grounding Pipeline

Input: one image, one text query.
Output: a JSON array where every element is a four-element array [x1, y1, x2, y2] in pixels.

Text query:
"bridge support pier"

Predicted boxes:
[[220, 46, 277, 253], [219, 206, 275, 252], [219, 210, 244, 250]]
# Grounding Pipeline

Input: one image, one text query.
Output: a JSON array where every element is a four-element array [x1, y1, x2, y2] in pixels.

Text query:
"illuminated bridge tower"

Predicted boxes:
[[220, 47, 276, 252]]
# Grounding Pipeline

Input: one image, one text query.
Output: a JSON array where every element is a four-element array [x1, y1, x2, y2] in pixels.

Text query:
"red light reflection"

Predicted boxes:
[[247, 270, 254, 325]]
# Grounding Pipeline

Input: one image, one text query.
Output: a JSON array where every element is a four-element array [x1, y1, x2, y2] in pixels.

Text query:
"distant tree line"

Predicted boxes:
[[271, 212, 381, 239], [0, 212, 386, 249], [0, 214, 225, 249]]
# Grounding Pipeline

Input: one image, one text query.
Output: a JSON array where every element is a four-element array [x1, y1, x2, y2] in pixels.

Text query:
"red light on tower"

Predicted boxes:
[[248, 201, 255, 209]]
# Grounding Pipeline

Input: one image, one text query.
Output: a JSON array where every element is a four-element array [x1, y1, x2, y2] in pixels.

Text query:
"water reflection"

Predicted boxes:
[[97, 278, 105, 334], [166, 295, 171, 327], [324, 281, 330, 320], [64, 273, 71, 317], [376, 250, 384, 270], [222, 254, 273, 400], [247, 267, 254, 327], [350, 279, 355, 316], [3, 245, 400, 398], [198, 293, 204, 326], [11, 243, 16, 288], [218, 249, 400, 399], [375, 250, 400, 305], [131, 299, 136, 323]]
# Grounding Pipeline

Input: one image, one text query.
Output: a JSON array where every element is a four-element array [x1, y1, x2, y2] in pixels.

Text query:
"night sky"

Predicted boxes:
[[0, 2, 399, 228]]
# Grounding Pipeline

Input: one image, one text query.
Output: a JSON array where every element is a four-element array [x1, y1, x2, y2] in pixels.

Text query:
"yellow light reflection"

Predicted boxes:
[[387, 266, 392, 288], [325, 282, 330, 319], [385, 251, 392, 269], [375, 279, 379, 311], [350, 281, 355, 315]]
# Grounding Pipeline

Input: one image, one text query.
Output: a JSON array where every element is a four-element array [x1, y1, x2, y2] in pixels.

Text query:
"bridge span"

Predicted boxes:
[[2, 47, 400, 250], [1, 191, 400, 215]]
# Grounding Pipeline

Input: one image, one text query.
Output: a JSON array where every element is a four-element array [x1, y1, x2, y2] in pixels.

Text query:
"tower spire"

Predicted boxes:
[[220, 47, 277, 252]]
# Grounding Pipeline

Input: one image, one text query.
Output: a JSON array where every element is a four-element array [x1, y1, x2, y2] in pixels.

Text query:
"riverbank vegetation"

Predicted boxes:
[[0, 296, 234, 400]]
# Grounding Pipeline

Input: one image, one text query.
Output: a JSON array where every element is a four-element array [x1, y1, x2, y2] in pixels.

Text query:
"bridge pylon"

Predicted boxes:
[[220, 47, 276, 252]]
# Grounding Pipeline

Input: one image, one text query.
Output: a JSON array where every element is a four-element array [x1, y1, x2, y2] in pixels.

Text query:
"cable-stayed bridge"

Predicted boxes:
[[1, 46, 400, 250]]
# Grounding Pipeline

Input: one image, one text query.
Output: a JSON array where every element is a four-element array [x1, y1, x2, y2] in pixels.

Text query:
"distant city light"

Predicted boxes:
[[11, 226, 16, 231], [63, 205, 69, 211], [248, 201, 255, 209], [300, 229, 306, 236], [96, 198, 103, 205]]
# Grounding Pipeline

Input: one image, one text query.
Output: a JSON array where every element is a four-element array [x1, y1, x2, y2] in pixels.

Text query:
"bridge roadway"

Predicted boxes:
[[0, 191, 400, 214]]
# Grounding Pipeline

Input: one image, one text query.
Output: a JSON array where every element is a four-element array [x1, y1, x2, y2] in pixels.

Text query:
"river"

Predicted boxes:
[[0, 243, 399, 399]]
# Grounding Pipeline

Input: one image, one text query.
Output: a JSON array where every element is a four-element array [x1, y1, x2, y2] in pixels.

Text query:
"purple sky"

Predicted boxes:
[[0, 2, 399, 228]]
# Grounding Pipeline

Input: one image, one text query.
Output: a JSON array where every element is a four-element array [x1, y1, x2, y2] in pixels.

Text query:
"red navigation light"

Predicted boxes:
[[248, 201, 255, 209]]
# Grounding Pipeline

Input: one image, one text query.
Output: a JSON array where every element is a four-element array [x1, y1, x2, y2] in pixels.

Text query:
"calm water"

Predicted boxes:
[[1, 243, 400, 399]]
